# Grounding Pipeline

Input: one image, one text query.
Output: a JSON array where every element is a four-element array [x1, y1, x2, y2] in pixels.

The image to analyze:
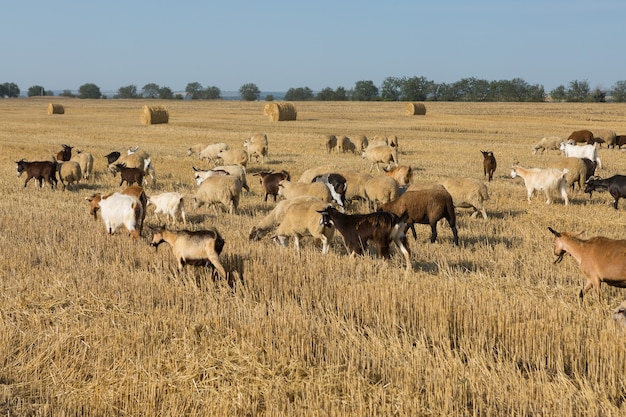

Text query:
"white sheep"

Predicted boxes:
[[363, 176, 399, 210], [193, 175, 243, 215], [531, 137, 562, 155], [216, 148, 249, 168], [71, 150, 94, 180], [58, 160, 82, 191], [324, 135, 337, 153], [510, 165, 569, 205], [187, 143, 209, 158], [594, 129, 617, 148], [362, 145, 398, 172], [199, 142, 230, 165], [277, 179, 333, 203], [439, 177, 490, 220], [243, 135, 268, 164], [337, 169, 373, 203], [337, 136, 356, 154], [387, 135, 398, 148], [148, 192, 187, 225], [249, 196, 322, 241], [193, 165, 249, 192]]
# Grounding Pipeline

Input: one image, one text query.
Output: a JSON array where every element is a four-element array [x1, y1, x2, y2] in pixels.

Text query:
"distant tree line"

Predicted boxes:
[[4, 77, 626, 102]]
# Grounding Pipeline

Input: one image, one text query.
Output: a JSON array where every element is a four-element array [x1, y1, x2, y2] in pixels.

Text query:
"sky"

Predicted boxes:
[[3, 0, 625, 94]]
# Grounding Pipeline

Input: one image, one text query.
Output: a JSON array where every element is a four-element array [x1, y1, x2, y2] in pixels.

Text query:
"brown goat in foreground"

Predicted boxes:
[[481, 150, 496, 181], [548, 227, 626, 301]]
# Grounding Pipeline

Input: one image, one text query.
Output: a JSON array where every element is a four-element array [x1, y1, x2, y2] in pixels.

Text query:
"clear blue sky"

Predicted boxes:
[[3, 0, 624, 94]]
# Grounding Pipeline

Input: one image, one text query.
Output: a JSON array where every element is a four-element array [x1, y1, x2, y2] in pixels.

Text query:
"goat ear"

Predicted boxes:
[[547, 227, 561, 237]]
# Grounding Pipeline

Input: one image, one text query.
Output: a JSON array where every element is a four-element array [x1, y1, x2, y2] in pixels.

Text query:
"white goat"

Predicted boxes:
[[86, 193, 143, 239], [559, 142, 602, 169], [148, 192, 187, 225], [510, 165, 569, 205]]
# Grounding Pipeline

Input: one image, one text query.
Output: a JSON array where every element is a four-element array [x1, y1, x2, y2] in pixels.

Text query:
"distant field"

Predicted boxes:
[[1, 98, 626, 415]]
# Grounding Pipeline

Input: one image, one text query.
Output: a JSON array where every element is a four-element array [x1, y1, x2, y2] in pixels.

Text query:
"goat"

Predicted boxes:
[[150, 226, 227, 279], [148, 192, 187, 225], [87, 185, 147, 236], [383, 165, 413, 187], [510, 165, 569, 205], [567, 129, 595, 145], [559, 142, 601, 169], [584, 175, 626, 210], [56, 144, 73, 162], [381, 186, 459, 245], [86, 192, 143, 239], [313, 173, 347, 210], [317, 206, 411, 270], [481, 150, 497, 181], [548, 227, 626, 301], [112, 163, 145, 186], [16, 159, 58, 188], [104, 151, 121, 165], [254, 170, 291, 202]]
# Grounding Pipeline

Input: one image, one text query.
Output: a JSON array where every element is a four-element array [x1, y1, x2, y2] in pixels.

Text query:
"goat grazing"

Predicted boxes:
[[481, 150, 497, 181], [510, 165, 569, 205], [86, 192, 143, 239], [584, 175, 626, 209], [112, 163, 145, 187], [317, 206, 411, 270], [548, 227, 626, 301], [16, 159, 57, 188], [148, 192, 187, 224], [150, 226, 227, 279], [254, 170, 291, 202]]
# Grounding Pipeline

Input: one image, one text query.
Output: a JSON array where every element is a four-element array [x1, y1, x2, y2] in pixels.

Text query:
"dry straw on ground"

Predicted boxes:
[[47, 103, 64, 114], [404, 102, 426, 115], [266, 102, 297, 121], [140, 104, 169, 125]]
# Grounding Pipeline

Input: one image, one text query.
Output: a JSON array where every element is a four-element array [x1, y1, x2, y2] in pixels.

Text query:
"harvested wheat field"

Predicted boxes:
[[2, 97, 626, 416]]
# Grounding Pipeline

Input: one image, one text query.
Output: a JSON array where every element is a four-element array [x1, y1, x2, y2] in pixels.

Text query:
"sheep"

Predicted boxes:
[[271, 199, 335, 254], [193, 165, 249, 192], [559, 142, 601, 169], [147, 192, 187, 225], [481, 150, 496, 181], [199, 142, 230, 165], [187, 143, 209, 159], [298, 165, 340, 183], [298, 166, 373, 203], [244, 134, 268, 164], [254, 170, 291, 202], [368, 135, 388, 148], [86, 192, 143, 239], [383, 165, 413, 186], [324, 135, 337, 153], [71, 150, 94, 180], [510, 165, 569, 205], [362, 145, 398, 172], [56, 144, 73, 162], [249, 196, 322, 241], [439, 177, 490, 220], [381, 186, 459, 245], [16, 159, 58, 188], [353, 135, 368, 152], [568, 129, 595, 145], [150, 226, 226, 279], [549, 157, 587, 191], [594, 129, 617, 149], [363, 175, 399, 210], [216, 148, 249, 168], [387, 135, 398, 148], [127, 146, 156, 185], [192, 175, 243, 215], [57, 160, 82, 191], [337, 136, 356, 154], [277, 179, 332, 203], [532, 136, 562, 155]]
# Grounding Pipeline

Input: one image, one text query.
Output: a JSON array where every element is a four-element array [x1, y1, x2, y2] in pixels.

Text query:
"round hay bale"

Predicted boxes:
[[404, 102, 426, 116], [140, 105, 169, 125], [47, 103, 65, 115], [266, 102, 297, 122]]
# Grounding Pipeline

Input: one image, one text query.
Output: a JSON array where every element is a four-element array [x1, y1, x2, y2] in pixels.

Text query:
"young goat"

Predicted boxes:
[[548, 227, 626, 301], [481, 150, 497, 181], [16, 159, 58, 188], [112, 163, 145, 187], [510, 165, 569, 205]]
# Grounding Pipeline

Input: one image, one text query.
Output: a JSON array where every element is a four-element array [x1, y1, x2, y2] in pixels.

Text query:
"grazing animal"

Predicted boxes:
[[57, 160, 82, 191], [481, 150, 497, 181], [381, 186, 459, 245], [567, 129, 595, 145], [277, 179, 333, 203], [440, 177, 490, 220], [271, 199, 335, 254], [86, 192, 143, 239], [510, 165, 569, 205], [584, 175, 626, 209], [532, 136, 562, 155], [255, 170, 291, 202], [616, 135, 626, 149], [581, 158, 597, 181], [549, 157, 587, 192], [193, 165, 250, 192], [187, 143, 209, 159], [244, 134, 268, 164], [71, 150, 94, 180], [88, 185, 147, 236], [198, 143, 230, 165], [383, 165, 413, 186], [388, 135, 399, 148], [594, 129, 617, 149], [15, 159, 58, 188], [548, 227, 626, 301], [249, 196, 323, 241], [193, 175, 243, 214], [112, 163, 145, 186], [216, 148, 249, 167], [313, 173, 347, 210], [104, 151, 121, 165], [337, 136, 357, 154], [353, 135, 368, 152], [362, 145, 398, 172], [324, 135, 338, 153], [559, 142, 601, 169], [363, 176, 400, 211], [150, 226, 226, 278], [317, 206, 411, 270], [148, 192, 187, 225], [56, 144, 73, 162]]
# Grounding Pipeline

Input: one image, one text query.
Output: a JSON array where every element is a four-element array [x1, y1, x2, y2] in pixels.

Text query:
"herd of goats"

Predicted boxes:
[[13, 129, 626, 327]]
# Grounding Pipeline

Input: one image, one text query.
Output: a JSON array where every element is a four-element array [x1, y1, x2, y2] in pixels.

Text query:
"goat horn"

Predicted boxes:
[[547, 227, 561, 237]]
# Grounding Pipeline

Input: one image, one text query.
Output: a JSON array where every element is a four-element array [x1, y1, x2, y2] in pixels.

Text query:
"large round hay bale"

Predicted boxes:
[[140, 105, 169, 125], [47, 103, 65, 115], [266, 102, 297, 122], [404, 102, 426, 116]]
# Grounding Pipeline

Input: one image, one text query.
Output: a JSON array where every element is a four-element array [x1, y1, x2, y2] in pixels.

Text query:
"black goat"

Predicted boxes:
[[16, 159, 58, 188], [585, 175, 626, 210], [104, 151, 121, 165], [56, 144, 73, 162], [113, 163, 145, 187]]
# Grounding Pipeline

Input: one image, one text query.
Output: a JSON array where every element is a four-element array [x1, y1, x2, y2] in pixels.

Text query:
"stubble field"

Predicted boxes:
[[1, 98, 626, 416]]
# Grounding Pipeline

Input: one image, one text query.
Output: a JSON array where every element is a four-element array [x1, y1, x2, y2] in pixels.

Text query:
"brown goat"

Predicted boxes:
[[113, 163, 145, 186], [16, 159, 58, 188], [254, 170, 291, 202], [56, 144, 73, 162], [383, 165, 413, 186], [481, 150, 497, 181], [381, 186, 459, 246], [567, 129, 594, 145]]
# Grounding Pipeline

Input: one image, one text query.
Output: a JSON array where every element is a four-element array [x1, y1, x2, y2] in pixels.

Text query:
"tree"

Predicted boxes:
[[590, 88, 606, 102], [142, 83, 160, 98], [239, 83, 260, 101], [185, 82, 203, 99], [284, 87, 313, 101], [334, 87, 348, 101], [315, 87, 335, 101], [351, 80, 379, 101], [59, 89, 76, 98], [202, 86, 221, 100], [401, 76, 432, 101], [27, 85, 52, 97], [611, 81, 626, 102], [551, 85, 566, 101], [0, 82, 20, 97], [78, 83, 102, 99], [116, 84, 139, 99], [158, 86, 174, 99], [380, 77, 403, 101], [566, 80, 590, 102]]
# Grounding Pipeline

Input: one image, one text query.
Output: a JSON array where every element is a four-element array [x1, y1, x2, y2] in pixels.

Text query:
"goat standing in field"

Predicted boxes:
[[510, 165, 569, 205], [481, 150, 496, 181], [548, 227, 626, 301]]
